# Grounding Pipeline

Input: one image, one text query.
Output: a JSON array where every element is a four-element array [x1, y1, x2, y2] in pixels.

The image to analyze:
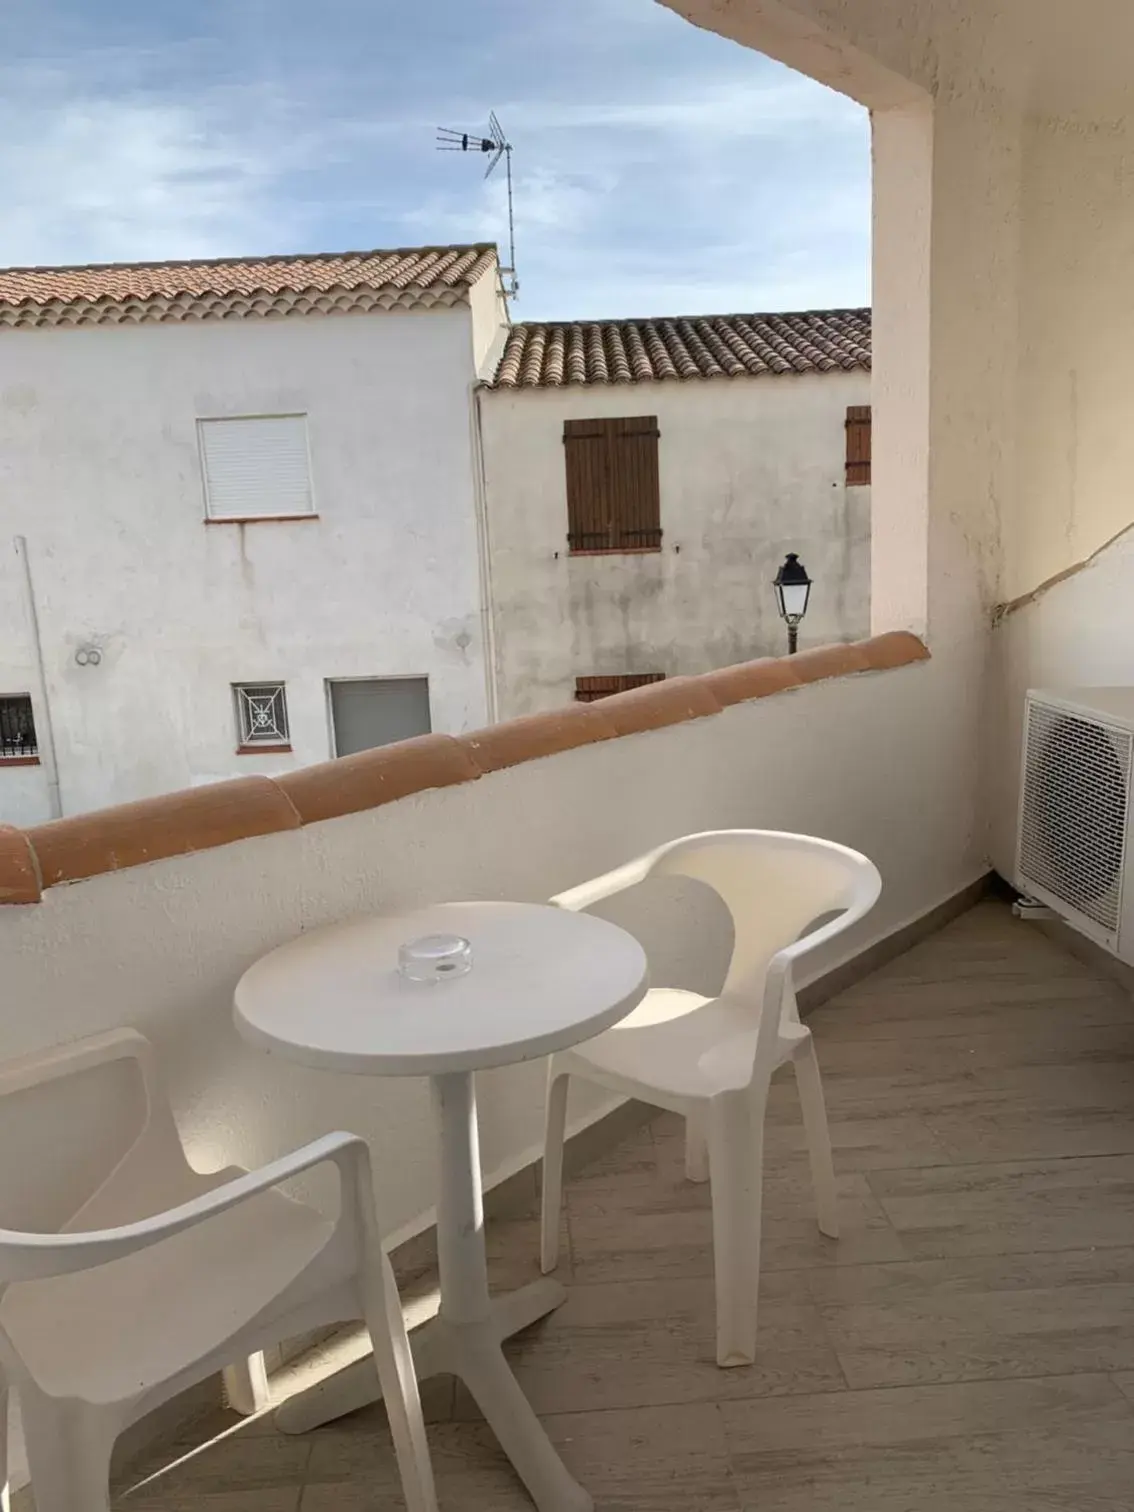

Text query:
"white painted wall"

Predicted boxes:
[[0, 759, 50, 826], [0, 655, 983, 1255], [0, 305, 491, 824], [480, 373, 871, 717], [467, 264, 511, 379], [985, 114, 1134, 871], [1008, 115, 1134, 602]]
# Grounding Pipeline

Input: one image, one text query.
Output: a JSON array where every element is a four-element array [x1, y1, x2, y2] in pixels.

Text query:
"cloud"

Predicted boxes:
[[2, 0, 871, 320], [0, 60, 306, 265], [509, 71, 862, 139]]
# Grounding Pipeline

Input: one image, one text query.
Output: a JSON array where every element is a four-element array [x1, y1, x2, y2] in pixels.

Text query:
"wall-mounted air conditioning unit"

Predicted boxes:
[[1017, 688, 1134, 963]]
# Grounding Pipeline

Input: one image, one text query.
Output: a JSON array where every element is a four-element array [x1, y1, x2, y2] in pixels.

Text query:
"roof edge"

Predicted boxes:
[[0, 244, 501, 330], [0, 243, 497, 282], [0, 285, 479, 330], [506, 305, 871, 331], [490, 306, 872, 389]]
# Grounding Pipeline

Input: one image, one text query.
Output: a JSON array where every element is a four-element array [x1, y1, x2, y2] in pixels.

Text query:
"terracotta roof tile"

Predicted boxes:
[[0, 244, 499, 330], [492, 308, 871, 388]]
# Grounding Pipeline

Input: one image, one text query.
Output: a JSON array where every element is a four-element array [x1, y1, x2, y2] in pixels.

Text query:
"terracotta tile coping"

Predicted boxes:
[[0, 633, 927, 904]]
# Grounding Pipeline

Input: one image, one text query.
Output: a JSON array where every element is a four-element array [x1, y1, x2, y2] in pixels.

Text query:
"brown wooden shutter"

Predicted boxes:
[[845, 405, 872, 485], [563, 416, 661, 551], [575, 673, 665, 702]]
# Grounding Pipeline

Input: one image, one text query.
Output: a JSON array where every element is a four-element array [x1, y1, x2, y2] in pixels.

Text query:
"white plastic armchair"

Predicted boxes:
[[542, 830, 881, 1368], [0, 1029, 437, 1512]]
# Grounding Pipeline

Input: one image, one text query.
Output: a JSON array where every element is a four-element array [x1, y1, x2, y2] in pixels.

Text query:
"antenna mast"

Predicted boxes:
[[437, 112, 518, 299]]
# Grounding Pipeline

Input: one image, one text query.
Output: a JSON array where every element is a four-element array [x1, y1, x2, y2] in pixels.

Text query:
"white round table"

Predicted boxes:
[[234, 900, 648, 1512]]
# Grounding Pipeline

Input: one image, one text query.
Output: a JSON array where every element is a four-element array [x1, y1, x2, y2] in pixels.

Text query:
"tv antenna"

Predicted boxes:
[[437, 112, 518, 299]]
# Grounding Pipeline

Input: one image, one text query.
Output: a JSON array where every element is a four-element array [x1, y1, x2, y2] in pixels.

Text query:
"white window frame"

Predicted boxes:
[[233, 682, 291, 749], [198, 413, 316, 522]]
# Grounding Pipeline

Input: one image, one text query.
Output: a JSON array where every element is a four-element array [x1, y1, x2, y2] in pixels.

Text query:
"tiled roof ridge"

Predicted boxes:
[[0, 242, 496, 281], [0, 244, 501, 329], [491, 308, 872, 388], [0, 634, 928, 905], [513, 304, 869, 330]]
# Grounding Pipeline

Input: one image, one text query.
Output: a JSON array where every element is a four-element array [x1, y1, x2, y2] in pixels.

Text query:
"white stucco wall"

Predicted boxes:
[[985, 115, 1134, 872], [1007, 115, 1134, 602], [0, 307, 490, 825], [0, 758, 49, 827], [479, 373, 871, 718], [467, 265, 511, 379]]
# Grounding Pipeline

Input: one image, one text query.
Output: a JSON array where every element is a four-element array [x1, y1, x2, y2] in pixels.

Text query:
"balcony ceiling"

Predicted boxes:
[[662, 0, 1134, 117]]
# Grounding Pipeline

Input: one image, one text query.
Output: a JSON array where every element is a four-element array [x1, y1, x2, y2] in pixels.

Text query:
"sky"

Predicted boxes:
[[4, 0, 871, 321]]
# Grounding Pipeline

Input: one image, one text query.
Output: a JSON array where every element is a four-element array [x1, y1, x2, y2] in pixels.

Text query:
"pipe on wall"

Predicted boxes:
[[12, 535, 63, 818], [470, 386, 500, 725]]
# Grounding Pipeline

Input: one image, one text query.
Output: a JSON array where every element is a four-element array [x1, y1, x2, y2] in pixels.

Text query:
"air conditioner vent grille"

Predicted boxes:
[[1019, 701, 1131, 933]]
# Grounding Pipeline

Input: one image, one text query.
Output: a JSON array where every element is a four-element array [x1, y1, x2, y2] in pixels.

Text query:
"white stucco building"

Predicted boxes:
[[0, 237, 874, 815], [0, 245, 509, 824], [479, 310, 871, 717]]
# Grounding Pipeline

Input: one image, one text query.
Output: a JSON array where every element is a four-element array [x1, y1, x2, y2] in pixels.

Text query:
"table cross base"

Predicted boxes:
[[275, 1074, 591, 1512]]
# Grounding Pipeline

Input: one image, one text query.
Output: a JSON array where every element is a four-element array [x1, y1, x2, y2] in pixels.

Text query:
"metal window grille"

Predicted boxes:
[[575, 674, 665, 703], [234, 683, 289, 746], [0, 695, 38, 759]]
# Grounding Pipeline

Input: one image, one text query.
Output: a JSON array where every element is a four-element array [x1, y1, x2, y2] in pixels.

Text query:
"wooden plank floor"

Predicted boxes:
[[111, 901, 1134, 1510]]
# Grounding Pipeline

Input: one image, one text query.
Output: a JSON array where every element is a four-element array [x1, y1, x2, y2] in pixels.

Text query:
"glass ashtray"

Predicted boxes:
[[398, 934, 473, 983]]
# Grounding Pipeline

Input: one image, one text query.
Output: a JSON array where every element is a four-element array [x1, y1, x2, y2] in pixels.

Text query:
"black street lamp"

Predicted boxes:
[[772, 552, 812, 655]]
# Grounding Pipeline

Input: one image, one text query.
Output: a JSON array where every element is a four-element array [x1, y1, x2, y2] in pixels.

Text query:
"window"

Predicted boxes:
[[234, 683, 290, 750], [0, 695, 38, 762], [329, 677, 432, 756], [845, 405, 872, 485], [199, 415, 314, 520], [575, 674, 665, 703], [563, 416, 662, 552]]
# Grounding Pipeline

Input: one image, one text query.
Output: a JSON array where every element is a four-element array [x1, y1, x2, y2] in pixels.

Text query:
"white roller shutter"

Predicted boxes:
[[198, 415, 313, 519]]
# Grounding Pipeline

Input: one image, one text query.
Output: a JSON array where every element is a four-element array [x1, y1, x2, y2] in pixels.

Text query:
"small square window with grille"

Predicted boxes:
[[234, 683, 290, 749], [0, 695, 38, 760], [575, 674, 665, 703]]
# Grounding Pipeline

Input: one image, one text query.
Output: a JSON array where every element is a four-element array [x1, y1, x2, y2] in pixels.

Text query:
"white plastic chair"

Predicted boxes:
[[0, 1029, 437, 1512], [541, 830, 881, 1368]]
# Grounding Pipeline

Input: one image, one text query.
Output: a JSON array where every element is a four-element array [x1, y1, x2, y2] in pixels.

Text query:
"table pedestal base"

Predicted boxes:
[[277, 1071, 589, 1512], [276, 1278, 585, 1510], [274, 1276, 562, 1430]]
